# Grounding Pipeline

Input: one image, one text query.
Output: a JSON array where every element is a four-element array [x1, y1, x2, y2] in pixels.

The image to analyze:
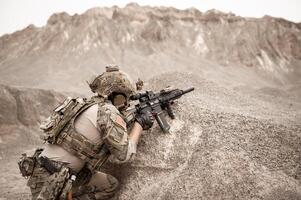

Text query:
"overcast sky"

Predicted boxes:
[[0, 0, 300, 36]]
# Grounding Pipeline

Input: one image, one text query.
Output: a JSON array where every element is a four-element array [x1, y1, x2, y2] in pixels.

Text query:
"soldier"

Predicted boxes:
[[18, 66, 154, 199]]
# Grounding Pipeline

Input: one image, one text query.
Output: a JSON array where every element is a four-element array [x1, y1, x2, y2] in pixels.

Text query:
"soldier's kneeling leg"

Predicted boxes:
[[27, 166, 50, 200], [73, 171, 119, 200]]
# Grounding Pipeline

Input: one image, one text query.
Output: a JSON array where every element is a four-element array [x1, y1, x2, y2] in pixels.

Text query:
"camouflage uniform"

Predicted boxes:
[[20, 66, 138, 200]]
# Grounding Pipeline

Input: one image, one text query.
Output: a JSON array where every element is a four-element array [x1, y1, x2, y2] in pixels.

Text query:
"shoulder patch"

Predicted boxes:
[[99, 102, 127, 131], [115, 115, 127, 130], [110, 112, 127, 131]]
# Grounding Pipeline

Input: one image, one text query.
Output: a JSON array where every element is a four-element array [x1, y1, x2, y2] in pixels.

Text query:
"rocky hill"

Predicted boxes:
[[0, 3, 301, 200], [0, 3, 301, 93], [0, 84, 65, 156]]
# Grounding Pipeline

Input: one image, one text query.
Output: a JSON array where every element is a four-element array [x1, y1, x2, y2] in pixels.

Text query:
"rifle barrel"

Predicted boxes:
[[182, 87, 194, 94]]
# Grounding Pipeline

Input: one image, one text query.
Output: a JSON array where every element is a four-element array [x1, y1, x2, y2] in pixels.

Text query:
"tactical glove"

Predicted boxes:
[[135, 110, 154, 130]]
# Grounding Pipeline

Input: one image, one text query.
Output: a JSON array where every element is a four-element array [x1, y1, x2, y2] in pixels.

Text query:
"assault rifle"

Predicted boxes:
[[124, 87, 194, 132]]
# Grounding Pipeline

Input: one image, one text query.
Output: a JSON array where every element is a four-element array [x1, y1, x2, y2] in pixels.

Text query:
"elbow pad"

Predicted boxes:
[[124, 139, 137, 162]]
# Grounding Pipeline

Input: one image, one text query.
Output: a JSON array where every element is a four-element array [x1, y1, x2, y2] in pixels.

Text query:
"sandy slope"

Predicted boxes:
[[0, 71, 300, 199]]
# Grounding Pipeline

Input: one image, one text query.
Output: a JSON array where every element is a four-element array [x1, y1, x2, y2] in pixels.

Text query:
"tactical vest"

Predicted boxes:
[[40, 96, 110, 171]]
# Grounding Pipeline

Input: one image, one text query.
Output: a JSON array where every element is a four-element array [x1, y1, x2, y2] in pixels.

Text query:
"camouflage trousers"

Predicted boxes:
[[27, 166, 119, 200]]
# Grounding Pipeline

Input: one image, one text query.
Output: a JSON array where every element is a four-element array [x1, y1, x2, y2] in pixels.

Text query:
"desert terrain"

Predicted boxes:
[[0, 3, 300, 200]]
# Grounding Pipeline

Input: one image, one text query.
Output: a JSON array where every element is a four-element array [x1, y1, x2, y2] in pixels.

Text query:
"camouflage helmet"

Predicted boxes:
[[88, 66, 136, 99]]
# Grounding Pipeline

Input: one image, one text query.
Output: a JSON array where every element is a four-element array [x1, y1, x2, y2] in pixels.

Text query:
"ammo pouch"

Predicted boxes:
[[18, 148, 43, 178]]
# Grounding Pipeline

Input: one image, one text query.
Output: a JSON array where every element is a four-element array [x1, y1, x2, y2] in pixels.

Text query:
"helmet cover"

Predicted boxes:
[[89, 66, 136, 100]]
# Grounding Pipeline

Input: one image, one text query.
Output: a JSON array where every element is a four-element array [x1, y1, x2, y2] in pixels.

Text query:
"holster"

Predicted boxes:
[[18, 148, 43, 178], [19, 148, 76, 200]]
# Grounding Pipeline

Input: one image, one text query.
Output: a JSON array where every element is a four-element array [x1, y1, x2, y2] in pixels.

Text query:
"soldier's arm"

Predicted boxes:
[[128, 122, 143, 144], [97, 104, 142, 162]]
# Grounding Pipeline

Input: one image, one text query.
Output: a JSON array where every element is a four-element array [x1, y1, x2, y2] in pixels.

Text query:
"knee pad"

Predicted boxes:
[[106, 174, 119, 192]]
